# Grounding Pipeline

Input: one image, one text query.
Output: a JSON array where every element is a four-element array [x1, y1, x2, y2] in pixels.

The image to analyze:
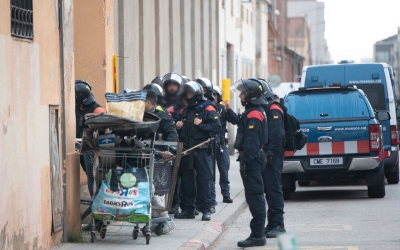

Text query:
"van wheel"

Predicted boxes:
[[283, 188, 291, 200], [289, 180, 296, 193], [368, 184, 385, 198], [386, 164, 399, 184]]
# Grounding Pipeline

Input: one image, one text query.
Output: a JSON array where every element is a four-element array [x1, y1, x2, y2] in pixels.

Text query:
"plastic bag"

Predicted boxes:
[[92, 180, 150, 222], [105, 91, 147, 121]]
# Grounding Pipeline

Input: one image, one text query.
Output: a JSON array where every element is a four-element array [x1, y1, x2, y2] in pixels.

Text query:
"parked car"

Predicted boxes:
[[300, 62, 399, 184], [282, 85, 390, 200]]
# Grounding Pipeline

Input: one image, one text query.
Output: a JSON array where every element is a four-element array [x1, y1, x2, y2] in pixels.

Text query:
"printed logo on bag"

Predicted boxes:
[[104, 187, 139, 197], [103, 198, 135, 209]]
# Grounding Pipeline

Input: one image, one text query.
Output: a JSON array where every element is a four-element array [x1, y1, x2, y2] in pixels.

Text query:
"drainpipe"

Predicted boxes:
[[58, 0, 68, 242]]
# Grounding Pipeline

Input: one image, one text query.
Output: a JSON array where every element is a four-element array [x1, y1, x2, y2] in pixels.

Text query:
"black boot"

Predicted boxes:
[[264, 224, 273, 234], [265, 225, 286, 238], [169, 204, 179, 214], [202, 212, 211, 221], [210, 206, 216, 214], [237, 236, 266, 247], [174, 211, 195, 219], [223, 196, 233, 203], [194, 209, 200, 216]]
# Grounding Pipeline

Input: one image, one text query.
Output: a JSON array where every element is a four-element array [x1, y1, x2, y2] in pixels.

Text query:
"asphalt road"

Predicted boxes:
[[211, 179, 400, 250]]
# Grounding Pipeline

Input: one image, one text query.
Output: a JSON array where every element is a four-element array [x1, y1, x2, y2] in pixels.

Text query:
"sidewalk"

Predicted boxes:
[[52, 156, 247, 250]]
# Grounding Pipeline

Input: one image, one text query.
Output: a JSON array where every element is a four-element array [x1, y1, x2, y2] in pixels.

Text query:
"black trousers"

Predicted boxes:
[[263, 149, 285, 227], [180, 149, 213, 213], [240, 150, 267, 238]]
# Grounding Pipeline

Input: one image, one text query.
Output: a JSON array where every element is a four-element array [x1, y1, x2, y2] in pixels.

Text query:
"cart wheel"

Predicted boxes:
[[132, 230, 139, 240], [95, 221, 104, 233], [90, 232, 96, 243], [142, 226, 149, 237], [100, 229, 106, 239], [154, 224, 163, 236], [146, 234, 151, 245]]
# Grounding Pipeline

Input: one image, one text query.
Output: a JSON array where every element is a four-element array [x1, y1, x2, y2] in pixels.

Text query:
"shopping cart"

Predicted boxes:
[[80, 112, 182, 245], [90, 149, 155, 244]]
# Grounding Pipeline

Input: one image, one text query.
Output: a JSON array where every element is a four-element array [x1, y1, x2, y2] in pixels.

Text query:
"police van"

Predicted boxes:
[[282, 85, 390, 200], [299, 62, 399, 184]]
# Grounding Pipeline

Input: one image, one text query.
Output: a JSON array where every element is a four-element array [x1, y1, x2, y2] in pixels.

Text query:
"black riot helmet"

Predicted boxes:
[[230, 78, 267, 106], [162, 72, 183, 97], [180, 81, 206, 107], [212, 85, 223, 102], [151, 77, 163, 86], [257, 78, 276, 101], [181, 75, 190, 84], [196, 77, 214, 100], [143, 83, 165, 106], [75, 80, 95, 106]]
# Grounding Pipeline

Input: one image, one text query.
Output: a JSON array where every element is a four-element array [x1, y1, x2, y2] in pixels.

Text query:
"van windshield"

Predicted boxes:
[[354, 84, 386, 111], [285, 90, 372, 121]]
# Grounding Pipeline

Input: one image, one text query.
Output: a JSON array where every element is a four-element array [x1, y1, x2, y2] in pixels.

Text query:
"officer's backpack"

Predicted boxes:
[[273, 100, 308, 152]]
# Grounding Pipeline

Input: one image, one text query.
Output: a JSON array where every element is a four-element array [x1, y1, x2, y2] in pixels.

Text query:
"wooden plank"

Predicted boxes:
[[166, 142, 183, 211], [49, 108, 63, 233]]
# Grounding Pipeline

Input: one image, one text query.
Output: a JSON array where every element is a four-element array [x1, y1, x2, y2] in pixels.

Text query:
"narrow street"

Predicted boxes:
[[212, 180, 400, 250]]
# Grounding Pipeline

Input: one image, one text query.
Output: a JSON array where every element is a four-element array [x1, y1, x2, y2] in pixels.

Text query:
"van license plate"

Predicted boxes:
[[310, 157, 343, 166]]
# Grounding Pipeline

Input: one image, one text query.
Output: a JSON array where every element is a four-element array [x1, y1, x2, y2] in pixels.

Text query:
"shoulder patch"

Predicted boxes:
[[205, 105, 216, 112], [246, 110, 264, 122], [214, 116, 219, 119], [248, 125, 254, 129], [273, 115, 279, 119], [270, 104, 284, 114]]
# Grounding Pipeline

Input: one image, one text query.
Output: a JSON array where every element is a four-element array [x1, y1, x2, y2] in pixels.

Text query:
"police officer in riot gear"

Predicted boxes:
[[195, 77, 218, 211], [142, 84, 178, 142], [75, 80, 107, 232], [175, 81, 221, 221], [181, 75, 190, 84], [75, 80, 107, 139], [211, 85, 238, 203], [162, 72, 183, 109], [165, 76, 189, 214], [259, 79, 286, 238], [151, 76, 163, 86], [232, 78, 267, 248], [196, 77, 214, 101]]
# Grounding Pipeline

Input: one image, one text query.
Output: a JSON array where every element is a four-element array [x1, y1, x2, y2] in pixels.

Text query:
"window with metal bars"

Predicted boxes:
[[11, 0, 33, 39]]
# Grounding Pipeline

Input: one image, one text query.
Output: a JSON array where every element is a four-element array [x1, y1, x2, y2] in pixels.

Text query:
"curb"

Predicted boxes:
[[178, 189, 248, 250]]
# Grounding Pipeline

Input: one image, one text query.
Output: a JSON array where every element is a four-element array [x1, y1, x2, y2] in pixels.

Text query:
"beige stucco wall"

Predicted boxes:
[[0, 0, 78, 249], [74, 0, 115, 108]]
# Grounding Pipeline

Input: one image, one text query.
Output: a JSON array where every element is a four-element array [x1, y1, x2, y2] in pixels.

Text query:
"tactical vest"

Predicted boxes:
[[180, 101, 217, 146], [76, 102, 100, 138], [234, 106, 268, 151]]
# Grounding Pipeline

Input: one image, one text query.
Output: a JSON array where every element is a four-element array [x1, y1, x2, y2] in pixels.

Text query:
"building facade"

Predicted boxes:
[[219, 0, 270, 152], [113, 0, 219, 92], [288, 17, 312, 66], [268, 0, 304, 83], [287, 0, 331, 65], [374, 28, 400, 98], [0, 0, 79, 249]]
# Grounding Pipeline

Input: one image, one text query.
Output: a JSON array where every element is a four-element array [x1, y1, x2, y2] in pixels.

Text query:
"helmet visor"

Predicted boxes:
[[162, 73, 183, 85], [230, 79, 246, 97]]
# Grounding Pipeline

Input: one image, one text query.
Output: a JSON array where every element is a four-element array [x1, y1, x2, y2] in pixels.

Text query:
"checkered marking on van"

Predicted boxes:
[[285, 141, 370, 157]]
